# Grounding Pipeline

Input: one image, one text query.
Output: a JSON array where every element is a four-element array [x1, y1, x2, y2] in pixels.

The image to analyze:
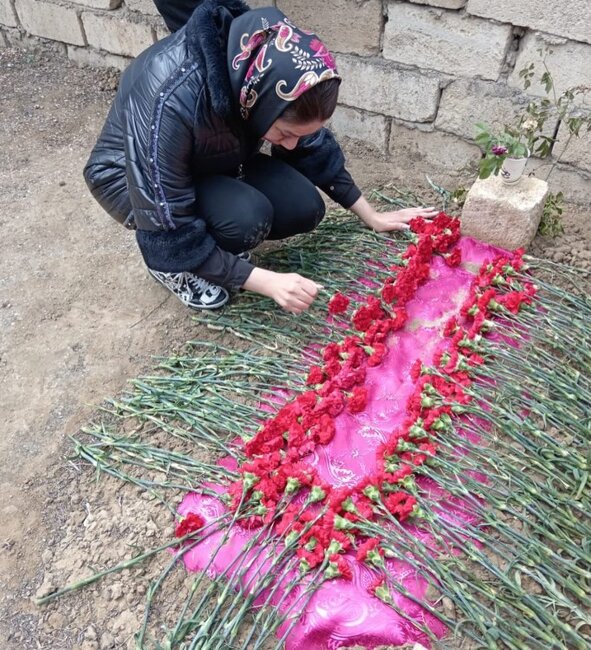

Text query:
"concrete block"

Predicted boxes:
[[125, 0, 159, 15], [466, 0, 591, 46], [409, 0, 466, 8], [384, 2, 512, 81], [0, 0, 18, 28], [72, 0, 122, 9], [329, 106, 389, 153], [435, 78, 530, 139], [552, 122, 591, 174], [82, 10, 154, 57], [527, 158, 591, 204], [154, 23, 169, 41], [276, 0, 382, 55], [337, 55, 441, 123], [14, 0, 85, 45], [509, 32, 591, 109], [461, 175, 549, 249], [249, 0, 277, 7], [67, 44, 131, 71], [389, 121, 481, 175]]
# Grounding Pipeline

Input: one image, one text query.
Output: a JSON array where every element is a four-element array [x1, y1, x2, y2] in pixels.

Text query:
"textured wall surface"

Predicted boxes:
[[1, 0, 590, 201]]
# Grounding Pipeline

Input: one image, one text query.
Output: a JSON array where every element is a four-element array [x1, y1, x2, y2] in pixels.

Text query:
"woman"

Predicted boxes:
[[84, 0, 435, 313]]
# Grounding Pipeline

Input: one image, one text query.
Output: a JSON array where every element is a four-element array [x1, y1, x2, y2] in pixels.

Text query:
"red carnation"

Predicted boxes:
[[328, 292, 350, 315], [384, 492, 416, 521], [306, 365, 326, 386], [444, 248, 462, 267], [323, 342, 342, 363], [356, 537, 380, 562], [175, 512, 205, 538], [347, 386, 368, 414], [368, 343, 387, 367], [409, 359, 423, 382]]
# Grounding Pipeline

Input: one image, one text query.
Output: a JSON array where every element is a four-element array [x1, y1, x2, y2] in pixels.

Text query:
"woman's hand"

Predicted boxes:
[[363, 206, 439, 232], [242, 268, 322, 314], [349, 196, 438, 232]]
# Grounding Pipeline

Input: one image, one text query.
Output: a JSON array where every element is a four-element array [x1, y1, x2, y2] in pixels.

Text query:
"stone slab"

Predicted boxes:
[[552, 122, 591, 174], [67, 44, 131, 71], [71, 0, 121, 9], [15, 0, 85, 45], [337, 55, 441, 122], [466, 0, 591, 46], [125, 0, 159, 15], [435, 78, 532, 140], [409, 0, 466, 8], [0, 0, 18, 27], [384, 2, 512, 81], [461, 174, 549, 249], [329, 106, 389, 153], [527, 158, 591, 204], [509, 32, 591, 109], [389, 122, 481, 175], [276, 0, 382, 55], [81, 10, 154, 57]]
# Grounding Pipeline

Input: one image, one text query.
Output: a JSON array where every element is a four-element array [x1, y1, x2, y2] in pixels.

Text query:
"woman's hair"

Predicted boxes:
[[280, 78, 341, 124]]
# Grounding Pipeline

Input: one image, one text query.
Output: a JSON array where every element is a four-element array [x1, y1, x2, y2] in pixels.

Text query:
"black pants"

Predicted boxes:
[[195, 154, 326, 254], [154, 0, 210, 32]]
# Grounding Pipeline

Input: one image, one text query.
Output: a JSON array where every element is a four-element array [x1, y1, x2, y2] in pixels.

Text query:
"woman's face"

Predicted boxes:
[[262, 118, 326, 150]]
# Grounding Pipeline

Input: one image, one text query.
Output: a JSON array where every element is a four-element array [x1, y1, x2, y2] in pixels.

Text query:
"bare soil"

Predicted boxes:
[[1, 43, 589, 649]]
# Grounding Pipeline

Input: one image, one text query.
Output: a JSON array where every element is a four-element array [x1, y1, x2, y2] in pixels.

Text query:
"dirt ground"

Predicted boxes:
[[1, 43, 590, 649]]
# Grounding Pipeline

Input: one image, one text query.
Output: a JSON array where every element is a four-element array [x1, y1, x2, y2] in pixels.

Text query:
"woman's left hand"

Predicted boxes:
[[364, 206, 439, 232], [348, 196, 438, 233]]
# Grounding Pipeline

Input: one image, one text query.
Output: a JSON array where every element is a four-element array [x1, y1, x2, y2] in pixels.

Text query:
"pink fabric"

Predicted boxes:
[[177, 237, 504, 648]]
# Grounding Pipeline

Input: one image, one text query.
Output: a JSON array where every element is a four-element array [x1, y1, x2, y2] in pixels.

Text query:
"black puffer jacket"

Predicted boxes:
[[84, 0, 361, 278]]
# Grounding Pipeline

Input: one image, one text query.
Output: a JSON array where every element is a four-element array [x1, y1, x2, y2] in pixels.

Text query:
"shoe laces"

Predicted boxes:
[[185, 274, 219, 296]]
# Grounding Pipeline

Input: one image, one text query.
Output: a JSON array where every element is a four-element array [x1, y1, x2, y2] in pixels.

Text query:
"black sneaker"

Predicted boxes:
[[148, 269, 229, 310]]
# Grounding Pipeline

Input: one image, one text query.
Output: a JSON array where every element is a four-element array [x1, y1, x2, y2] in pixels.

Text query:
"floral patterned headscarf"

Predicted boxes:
[[227, 7, 340, 138]]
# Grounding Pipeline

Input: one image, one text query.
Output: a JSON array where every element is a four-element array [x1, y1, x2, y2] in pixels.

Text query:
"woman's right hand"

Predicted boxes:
[[242, 268, 322, 314]]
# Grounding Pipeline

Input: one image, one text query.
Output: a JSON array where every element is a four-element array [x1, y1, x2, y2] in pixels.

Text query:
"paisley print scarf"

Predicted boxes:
[[227, 7, 340, 138]]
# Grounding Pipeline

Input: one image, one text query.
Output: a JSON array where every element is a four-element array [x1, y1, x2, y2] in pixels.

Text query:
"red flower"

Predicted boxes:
[[384, 492, 416, 521], [368, 343, 387, 367], [328, 292, 350, 315], [347, 386, 368, 414], [356, 537, 380, 562], [409, 359, 423, 382], [311, 413, 336, 445], [390, 308, 408, 331], [316, 390, 346, 418], [329, 554, 353, 580], [175, 512, 205, 538], [323, 342, 342, 363], [381, 283, 398, 305], [323, 360, 342, 379], [306, 365, 326, 386], [336, 366, 366, 390], [444, 248, 462, 267]]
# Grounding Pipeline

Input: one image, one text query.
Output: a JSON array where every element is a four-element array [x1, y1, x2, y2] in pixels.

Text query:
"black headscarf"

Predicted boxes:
[[227, 7, 341, 139]]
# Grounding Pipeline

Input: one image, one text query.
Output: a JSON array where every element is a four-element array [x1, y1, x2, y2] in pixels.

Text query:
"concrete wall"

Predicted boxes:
[[1, 0, 590, 201]]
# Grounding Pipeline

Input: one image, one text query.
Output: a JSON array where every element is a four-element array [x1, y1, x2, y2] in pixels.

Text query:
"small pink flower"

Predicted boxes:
[[492, 145, 508, 156]]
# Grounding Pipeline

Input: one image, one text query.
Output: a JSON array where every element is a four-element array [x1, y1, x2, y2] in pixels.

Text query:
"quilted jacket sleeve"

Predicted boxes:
[[271, 127, 362, 209], [126, 72, 217, 273]]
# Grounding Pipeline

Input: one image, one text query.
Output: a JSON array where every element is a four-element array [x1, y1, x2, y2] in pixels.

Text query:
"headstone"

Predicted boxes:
[[461, 175, 549, 250]]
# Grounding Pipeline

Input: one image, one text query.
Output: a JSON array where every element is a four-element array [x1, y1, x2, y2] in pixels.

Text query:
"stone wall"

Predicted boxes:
[[1, 0, 590, 202]]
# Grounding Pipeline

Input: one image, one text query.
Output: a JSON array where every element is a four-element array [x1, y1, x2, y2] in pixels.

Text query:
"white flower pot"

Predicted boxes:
[[500, 154, 529, 184]]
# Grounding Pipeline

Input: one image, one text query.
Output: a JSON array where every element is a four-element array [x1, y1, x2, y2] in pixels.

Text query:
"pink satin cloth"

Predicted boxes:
[[177, 237, 504, 649]]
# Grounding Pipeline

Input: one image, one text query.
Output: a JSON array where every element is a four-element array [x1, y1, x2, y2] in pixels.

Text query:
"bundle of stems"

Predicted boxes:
[[43, 198, 590, 649]]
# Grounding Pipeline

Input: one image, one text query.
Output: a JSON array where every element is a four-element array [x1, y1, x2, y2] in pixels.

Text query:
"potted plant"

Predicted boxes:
[[475, 119, 538, 184], [475, 52, 591, 185]]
